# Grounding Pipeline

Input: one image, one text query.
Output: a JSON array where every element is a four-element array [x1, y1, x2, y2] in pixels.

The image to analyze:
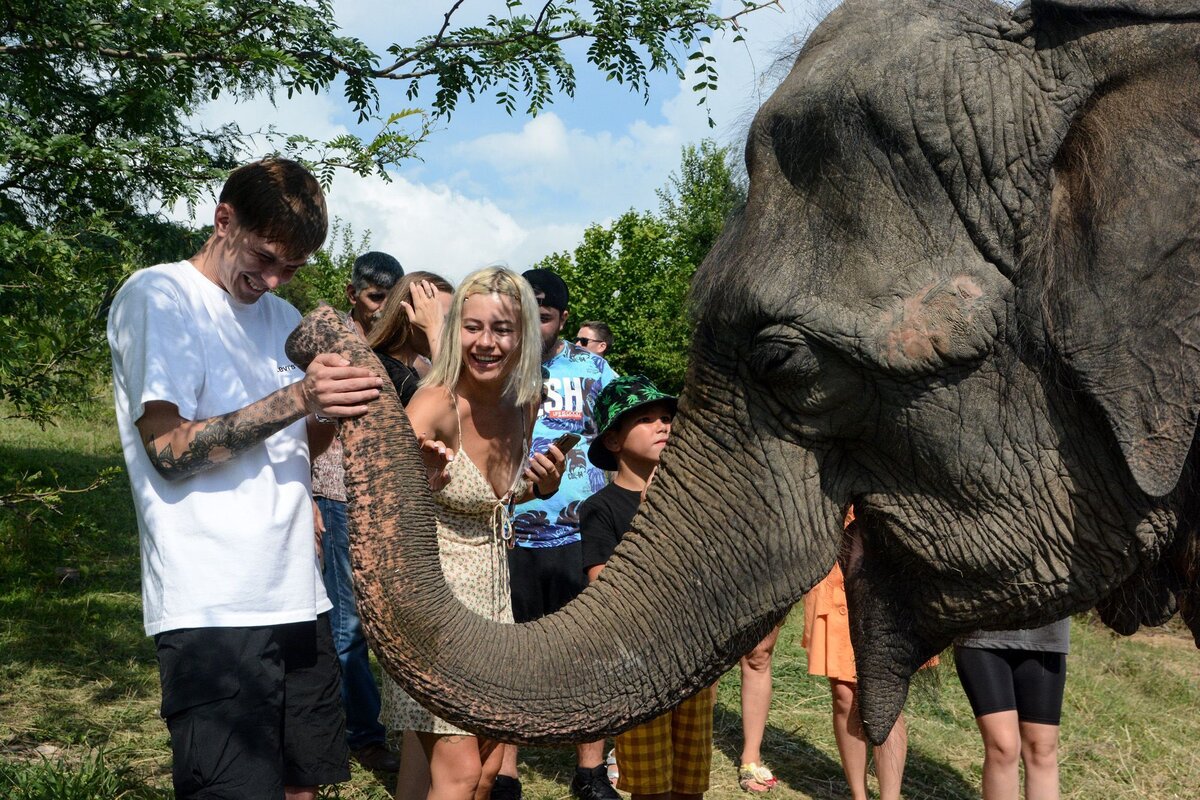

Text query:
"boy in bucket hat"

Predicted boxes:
[[579, 375, 714, 800]]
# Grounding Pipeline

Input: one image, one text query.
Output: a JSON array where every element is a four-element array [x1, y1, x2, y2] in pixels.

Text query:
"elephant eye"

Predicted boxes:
[[749, 325, 819, 383]]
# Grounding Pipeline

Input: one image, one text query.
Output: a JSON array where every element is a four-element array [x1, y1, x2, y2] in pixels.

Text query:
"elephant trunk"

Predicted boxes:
[[286, 305, 841, 743]]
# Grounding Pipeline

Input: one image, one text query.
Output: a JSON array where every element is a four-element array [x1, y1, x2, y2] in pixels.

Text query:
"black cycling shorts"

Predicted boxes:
[[508, 541, 586, 623], [155, 614, 350, 798], [954, 645, 1067, 726]]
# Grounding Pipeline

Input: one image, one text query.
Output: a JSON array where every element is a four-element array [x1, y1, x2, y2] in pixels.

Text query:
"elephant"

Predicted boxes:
[[285, 0, 1200, 747]]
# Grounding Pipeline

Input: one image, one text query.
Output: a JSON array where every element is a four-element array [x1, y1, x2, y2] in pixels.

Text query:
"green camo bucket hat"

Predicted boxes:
[[588, 374, 677, 471]]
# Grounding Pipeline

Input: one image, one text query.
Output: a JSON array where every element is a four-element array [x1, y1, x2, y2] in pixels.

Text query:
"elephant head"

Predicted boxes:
[[287, 0, 1200, 747]]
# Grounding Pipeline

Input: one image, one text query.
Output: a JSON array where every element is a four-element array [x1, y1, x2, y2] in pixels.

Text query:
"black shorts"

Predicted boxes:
[[954, 645, 1067, 726], [508, 541, 586, 623], [155, 614, 350, 798]]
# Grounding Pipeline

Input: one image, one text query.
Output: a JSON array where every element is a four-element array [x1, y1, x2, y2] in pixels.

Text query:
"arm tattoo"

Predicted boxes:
[[144, 388, 305, 480]]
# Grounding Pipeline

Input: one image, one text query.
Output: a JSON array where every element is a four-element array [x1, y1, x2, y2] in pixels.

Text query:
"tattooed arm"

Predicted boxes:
[[136, 352, 382, 481]]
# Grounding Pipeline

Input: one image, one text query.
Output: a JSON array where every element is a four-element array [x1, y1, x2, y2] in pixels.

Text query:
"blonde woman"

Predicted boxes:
[[383, 267, 568, 800], [368, 271, 455, 404]]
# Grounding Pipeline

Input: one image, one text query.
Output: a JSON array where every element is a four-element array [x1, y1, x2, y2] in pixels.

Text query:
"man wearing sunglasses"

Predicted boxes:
[[574, 321, 613, 358]]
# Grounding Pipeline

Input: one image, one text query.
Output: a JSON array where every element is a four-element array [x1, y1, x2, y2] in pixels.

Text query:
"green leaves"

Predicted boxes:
[[273, 218, 370, 314], [537, 140, 745, 393], [385, 1, 776, 118]]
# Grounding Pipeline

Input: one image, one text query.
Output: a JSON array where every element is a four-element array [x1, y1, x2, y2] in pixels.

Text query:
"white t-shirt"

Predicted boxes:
[[107, 261, 331, 635]]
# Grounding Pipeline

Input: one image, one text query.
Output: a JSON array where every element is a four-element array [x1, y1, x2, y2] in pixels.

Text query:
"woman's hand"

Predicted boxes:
[[403, 281, 446, 335], [312, 499, 325, 564], [524, 443, 567, 500], [418, 433, 455, 492]]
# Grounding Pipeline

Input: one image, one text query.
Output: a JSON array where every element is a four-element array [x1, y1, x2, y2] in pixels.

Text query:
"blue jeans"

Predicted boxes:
[[318, 496, 387, 750]]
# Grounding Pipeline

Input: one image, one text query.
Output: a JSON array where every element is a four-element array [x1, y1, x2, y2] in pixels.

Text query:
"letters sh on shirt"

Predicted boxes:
[[512, 342, 617, 548]]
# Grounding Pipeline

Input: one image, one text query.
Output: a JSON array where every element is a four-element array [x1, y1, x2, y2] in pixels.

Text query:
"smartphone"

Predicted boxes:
[[549, 432, 581, 455]]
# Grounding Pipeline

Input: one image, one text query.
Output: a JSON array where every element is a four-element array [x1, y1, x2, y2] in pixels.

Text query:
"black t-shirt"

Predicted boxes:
[[579, 483, 642, 570], [374, 350, 421, 407]]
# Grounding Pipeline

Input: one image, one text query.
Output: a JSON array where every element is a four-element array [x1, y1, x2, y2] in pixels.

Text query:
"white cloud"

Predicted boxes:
[[470, 113, 574, 165], [166, 169, 583, 285], [323, 171, 584, 281], [455, 112, 686, 216]]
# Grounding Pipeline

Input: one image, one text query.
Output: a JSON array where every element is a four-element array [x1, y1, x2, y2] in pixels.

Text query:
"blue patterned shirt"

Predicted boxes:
[[513, 340, 617, 548]]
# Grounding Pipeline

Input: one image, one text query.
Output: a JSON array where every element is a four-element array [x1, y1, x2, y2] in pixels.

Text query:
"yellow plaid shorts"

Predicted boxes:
[[615, 687, 714, 795]]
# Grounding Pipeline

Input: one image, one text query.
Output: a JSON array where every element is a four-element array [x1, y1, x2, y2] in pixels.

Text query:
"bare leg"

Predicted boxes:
[[1019, 721, 1061, 800], [418, 733, 485, 800], [830, 679, 869, 800], [873, 712, 907, 800], [473, 739, 504, 800], [975, 710, 1021, 800], [285, 788, 315, 800], [578, 739, 605, 769], [739, 625, 781, 766], [495, 743, 519, 782]]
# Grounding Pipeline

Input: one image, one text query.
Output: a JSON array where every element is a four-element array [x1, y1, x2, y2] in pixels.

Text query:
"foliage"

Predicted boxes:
[[0, 214, 206, 425], [0, 0, 776, 484], [0, 752, 168, 800], [274, 219, 370, 315], [538, 140, 745, 392]]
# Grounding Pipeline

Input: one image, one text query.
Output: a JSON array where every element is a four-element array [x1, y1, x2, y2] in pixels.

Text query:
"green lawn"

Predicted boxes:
[[2, 409, 1199, 799]]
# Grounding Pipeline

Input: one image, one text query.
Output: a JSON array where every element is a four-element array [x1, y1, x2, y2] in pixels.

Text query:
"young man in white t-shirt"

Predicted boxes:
[[107, 158, 383, 800]]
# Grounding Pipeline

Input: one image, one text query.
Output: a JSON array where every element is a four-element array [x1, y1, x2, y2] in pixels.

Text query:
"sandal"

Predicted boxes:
[[738, 762, 777, 793]]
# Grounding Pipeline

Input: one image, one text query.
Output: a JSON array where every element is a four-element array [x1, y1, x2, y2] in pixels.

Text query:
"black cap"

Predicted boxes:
[[522, 268, 569, 312]]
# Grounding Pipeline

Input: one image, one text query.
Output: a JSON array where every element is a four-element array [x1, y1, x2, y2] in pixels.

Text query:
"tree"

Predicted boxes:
[[0, 0, 778, 427], [540, 139, 745, 392], [274, 219, 369, 314]]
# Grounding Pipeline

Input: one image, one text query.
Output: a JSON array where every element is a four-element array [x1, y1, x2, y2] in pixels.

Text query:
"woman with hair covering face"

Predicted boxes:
[[367, 271, 455, 404], [383, 267, 569, 800]]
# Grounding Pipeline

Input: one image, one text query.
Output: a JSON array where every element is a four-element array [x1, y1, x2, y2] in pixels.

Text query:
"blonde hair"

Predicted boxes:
[[423, 266, 543, 406], [366, 271, 454, 355]]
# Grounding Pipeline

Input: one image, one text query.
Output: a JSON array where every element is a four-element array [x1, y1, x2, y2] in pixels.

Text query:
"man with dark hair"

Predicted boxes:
[[574, 321, 613, 358], [345, 251, 404, 338], [493, 268, 619, 800], [108, 158, 381, 799], [312, 248, 405, 773]]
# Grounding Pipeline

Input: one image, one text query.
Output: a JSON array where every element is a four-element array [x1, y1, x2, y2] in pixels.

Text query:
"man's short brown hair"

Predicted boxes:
[[218, 158, 328, 261], [579, 320, 613, 348]]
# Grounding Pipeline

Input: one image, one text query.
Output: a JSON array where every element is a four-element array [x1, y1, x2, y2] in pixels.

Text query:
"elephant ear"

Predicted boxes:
[[1031, 3, 1200, 497]]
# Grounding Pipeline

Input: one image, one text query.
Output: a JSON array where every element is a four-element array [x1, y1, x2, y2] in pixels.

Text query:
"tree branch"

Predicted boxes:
[[0, 1, 781, 83], [372, 0, 779, 79]]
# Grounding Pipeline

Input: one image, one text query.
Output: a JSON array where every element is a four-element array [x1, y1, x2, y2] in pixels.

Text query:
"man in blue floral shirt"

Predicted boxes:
[[493, 269, 618, 800]]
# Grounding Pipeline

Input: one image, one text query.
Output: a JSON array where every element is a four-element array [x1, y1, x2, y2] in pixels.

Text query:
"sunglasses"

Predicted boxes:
[[575, 337, 596, 346]]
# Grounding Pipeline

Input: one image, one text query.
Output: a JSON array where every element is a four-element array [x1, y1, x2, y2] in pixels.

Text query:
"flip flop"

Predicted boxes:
[[738, 762, 778, 793]]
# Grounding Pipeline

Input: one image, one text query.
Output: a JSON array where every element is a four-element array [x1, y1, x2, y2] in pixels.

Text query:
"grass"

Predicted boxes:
[[2, 408, 1199, 798]]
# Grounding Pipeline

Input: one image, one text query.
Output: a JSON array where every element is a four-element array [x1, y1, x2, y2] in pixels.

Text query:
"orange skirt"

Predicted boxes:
[[803, 507, 938, 682], [803, 562, 858, 681]]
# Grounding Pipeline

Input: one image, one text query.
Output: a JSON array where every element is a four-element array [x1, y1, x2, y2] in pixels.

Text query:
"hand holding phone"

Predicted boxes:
[[549, 432, 580, 455], [527, 433, 575, 500]]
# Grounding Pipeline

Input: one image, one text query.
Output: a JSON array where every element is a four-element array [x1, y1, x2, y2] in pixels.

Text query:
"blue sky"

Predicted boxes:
[[182, 1, 833, 283]]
